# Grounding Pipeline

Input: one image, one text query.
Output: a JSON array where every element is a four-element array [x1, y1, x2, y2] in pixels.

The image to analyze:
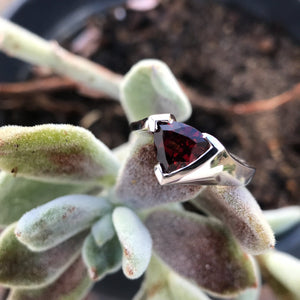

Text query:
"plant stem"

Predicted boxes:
[[0, 77, 76, 95], [0, 18, 122, 100]]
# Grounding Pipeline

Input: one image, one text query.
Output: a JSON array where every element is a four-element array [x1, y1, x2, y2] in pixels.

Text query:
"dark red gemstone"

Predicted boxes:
[[154, 121, 210, 173]]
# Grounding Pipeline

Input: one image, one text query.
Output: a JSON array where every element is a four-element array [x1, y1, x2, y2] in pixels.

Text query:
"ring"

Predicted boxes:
[[130, 114, 255, 186]]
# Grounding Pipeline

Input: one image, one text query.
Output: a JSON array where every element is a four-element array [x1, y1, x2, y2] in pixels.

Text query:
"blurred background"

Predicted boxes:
[[0, 0, 299, 299]]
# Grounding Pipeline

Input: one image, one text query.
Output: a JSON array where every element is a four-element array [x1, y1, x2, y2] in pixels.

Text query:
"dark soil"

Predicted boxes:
[[1, 0, 300, 209]]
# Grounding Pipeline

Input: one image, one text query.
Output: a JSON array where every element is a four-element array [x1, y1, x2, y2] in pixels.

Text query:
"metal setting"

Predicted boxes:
[[130, 114, 176, 132], [131, 114, 255, 186]]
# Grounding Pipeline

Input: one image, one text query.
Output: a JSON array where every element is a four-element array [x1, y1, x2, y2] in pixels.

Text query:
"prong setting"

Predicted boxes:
[[146, 114, 176, 132]]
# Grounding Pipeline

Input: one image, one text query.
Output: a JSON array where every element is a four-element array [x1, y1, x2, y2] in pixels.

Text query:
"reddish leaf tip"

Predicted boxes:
[[88, 267, 98, 281], [15, 231, 21, 238], [252, 280, 258, 289], [125, 264, 134, 277], [124, 248, 131, 259]]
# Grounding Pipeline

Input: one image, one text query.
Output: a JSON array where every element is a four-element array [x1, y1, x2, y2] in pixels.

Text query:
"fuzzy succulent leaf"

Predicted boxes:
[[112, 142, 131, 163], [120, 59, 191, 122], [192, 186, 275, 255], [236, 288, 259, 300], [133, 255, 170, 300], [7, 257, 92, 300], [15, 195, 111, 251], [134, 286, 170, 300], [112, 207, 152, 279], [235, 257, 261, 300], [82, 234, 122, 281], [91, 213, 115, 247], [263, 206, 300, 235], [145, 209, 257, 297], [258, 250, 300, 299], [0, 223, 86, 288], [168, 271, 212, 300], [0, 172, 97, 227], [0, 124, 119, 185], [115, 132, 203, 209], [134, 255, 211, 300]]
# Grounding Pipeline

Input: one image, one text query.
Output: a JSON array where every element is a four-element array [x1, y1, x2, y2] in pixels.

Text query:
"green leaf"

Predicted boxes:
[[133, 255, 171, 300], [0, 223, 86, 288], [7, 257, 92, 300], [120, 59, 191, 122], [112, 207, 152, 279], [0, 172, 97, 227], [258, 250, 300, 299], [263, 206, 300, 235], [235, 258, 261, 300], [236, 288, 259, 300], [115, 132, 202, 209], [15, 195, 111, 251], [0, 124, 119, 186], [112, 142, 131, 163], [138, 255, 170, 296], [91, 213, 115, 247], [82, 234, 122, 281], [168, 270, 212, 300], [192, 186, 275, 255], [145, 209, 257, 297], [133, 255, 211, 300]]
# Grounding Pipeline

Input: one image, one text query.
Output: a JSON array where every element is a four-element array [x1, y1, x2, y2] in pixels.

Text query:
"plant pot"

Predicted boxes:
[[0, 0, 125, 82], [276, 224, 300, 259], [219, 0, 300, 42]]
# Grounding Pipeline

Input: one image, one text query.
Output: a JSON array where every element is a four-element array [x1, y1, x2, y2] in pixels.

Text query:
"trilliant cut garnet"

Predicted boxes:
[[154, 121, 210, 173]]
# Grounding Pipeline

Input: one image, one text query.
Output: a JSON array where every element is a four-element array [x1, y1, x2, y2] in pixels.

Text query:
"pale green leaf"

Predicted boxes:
[[0, 172, 97, 226], [91, 213, 115, 247], [139, 254, 169, 296], [133, 255, 211, 300], [192, 186, 275, 255], [133, 281, 170, 300], [16, 195, 111, 251], [0, 223, 86, 288], [120, 59, 191, 122], [115, 132, 202, 209], [82, 234, 122, 281], [168, 271, 212, 300], [236, 288, 259, 300], [7, 257, 92, 300], [0, 124, 119, 186], [132, 254, 171, 300], [263, 206, 300, 235], [112, 207, 152, 279], [112, 142, 131, 163], [235, 257, 261, 300], [145, 209, 257, 297], [258, 250, 300, 299]]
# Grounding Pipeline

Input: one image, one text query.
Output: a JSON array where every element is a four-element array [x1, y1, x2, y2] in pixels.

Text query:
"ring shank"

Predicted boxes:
[[130, 117, 148, 131]]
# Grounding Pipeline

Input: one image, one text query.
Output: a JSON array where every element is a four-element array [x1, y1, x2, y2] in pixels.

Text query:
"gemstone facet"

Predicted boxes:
[[154, 121, 210, 173]]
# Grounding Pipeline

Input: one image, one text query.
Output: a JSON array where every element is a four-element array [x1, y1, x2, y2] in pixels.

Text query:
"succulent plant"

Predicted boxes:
[[0, 17, 299, 300]]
